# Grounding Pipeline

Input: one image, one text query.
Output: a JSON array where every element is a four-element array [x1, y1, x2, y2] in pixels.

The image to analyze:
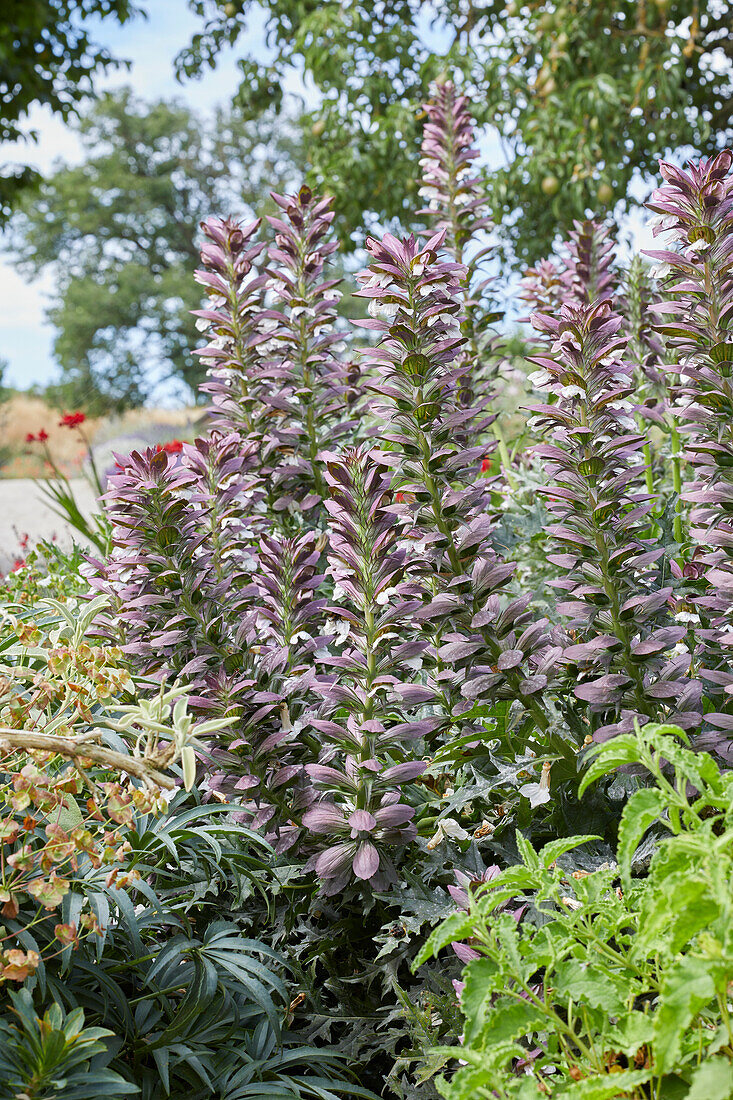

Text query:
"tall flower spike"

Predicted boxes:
[[355, 231, 556, 734], [302, 447, 431, 895], [356, 228, 484, 578], [530, 298, 701, 740], [89, 436, 265, 719], [211, 530, 330, 850], [645, 149, 733, 743], [521, 220, 618, 318], [255, 185, 358, 519], [419, 79, 499, 405], [564, 220, 618, 304], [194, 216, 268, 436], [419, 80, 493, 267], [621, 255, 668, 397]]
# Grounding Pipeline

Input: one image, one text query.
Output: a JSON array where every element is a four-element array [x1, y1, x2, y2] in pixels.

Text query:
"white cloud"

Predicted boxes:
[[0, 265, 54, 330]]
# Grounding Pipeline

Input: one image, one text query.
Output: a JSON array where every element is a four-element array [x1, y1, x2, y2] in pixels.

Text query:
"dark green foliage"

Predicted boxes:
[[4, 790, 374, 1100], [0, 990, 135, 1100], [0, 0, 140, 220], [179, 0, 732, 264]]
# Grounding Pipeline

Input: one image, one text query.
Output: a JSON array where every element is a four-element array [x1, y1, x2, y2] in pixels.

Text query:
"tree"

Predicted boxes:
[[178, 0, 733, 265], [9, 88, 305, 412], [0, 0, 142, 220]]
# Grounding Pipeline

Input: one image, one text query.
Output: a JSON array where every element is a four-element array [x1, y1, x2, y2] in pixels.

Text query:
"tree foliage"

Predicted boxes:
[[179, 0, 733, 264], [0, 0, 142, 220], [9, 89, 305, 412]]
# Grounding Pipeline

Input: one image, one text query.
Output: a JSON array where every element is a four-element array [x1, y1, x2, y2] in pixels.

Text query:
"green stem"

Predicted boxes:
[[670, 420, 684, 546], [493, 420, 517, 492]]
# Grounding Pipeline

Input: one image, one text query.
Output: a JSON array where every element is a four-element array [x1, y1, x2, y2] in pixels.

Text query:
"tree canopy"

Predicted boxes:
[[10, 89, 305, 412], [0, 0, 142, 220], [178, 0, 733, 264]]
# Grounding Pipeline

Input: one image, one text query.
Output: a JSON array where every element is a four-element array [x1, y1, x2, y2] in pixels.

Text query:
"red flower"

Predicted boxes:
[[11, 557, 25, 572], [38, 429, 49, 442], [59, 412, 86, 428], [395, 492, 405, 503], [481, 457, 491, 473], [25, 433, 36, 443], [154, 440, 185, 456]]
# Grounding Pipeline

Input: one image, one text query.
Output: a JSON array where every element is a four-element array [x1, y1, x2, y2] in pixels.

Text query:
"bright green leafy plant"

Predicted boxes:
[[417, 722, 733, 1098]]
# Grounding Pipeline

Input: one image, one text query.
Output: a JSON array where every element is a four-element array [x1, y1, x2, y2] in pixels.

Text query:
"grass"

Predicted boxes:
[[0, 395, 197, 479]]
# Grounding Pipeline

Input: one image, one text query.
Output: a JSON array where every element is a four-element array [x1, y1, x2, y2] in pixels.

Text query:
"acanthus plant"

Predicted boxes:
[[194, 215, 269, 439], [523, 220, 683, 542], [520, 219, 617, 317], [88, 437, 332, 845], [418, 79, 499, 410], [199, 186, 358, 522], [645, 151, 733, 750], [88, 86, 733, 898], [301, 447, 430, 893], [528, 294, 702, 742], [69, 87, 733, 1096], [356, 228, 558, 740]]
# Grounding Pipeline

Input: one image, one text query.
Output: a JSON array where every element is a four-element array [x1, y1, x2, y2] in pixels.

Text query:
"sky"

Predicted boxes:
[[0, 0, 273, 392], [0, 3, 663, 397]]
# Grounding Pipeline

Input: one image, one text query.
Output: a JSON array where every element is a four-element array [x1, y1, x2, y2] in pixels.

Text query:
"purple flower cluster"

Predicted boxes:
[[419, 78, 498, 403], [645, 150, 733, 742], [529, 298, 701, 739], [302, 447, 429, 891], [91, 83, 733, 897]]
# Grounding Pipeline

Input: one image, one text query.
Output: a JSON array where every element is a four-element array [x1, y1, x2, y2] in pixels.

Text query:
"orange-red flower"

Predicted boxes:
[[59, 412, 86, 428]]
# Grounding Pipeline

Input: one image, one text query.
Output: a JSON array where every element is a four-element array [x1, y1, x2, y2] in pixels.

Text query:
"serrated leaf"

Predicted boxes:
[[460, 958, 502, 1043], [617, 787, 666, 887], [537, 834, 599, 868], [562, 1069, 652, 1098], [413, 911, 475, 967], [469, 997, 545, 1050], [637, 869, 718, 956], [553, 958, 630, 1016], [515, 831, 539, 869], [578, 736, 642, 796], [653, 955, 716, 1073]]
